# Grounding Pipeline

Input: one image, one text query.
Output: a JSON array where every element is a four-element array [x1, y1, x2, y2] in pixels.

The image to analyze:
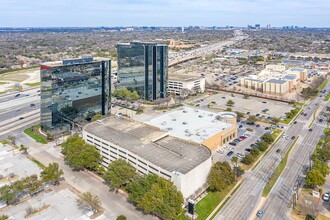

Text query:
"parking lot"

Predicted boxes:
[[0, 143, 41, 187], [212, 122, 266, 163], [202, 92, 294, 119], [2, 188, 100, 220]]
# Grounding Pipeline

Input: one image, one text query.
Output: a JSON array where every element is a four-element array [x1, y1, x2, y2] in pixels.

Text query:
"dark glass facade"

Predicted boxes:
[[117, 42, 168, 100], [40, 58, 111, 131]]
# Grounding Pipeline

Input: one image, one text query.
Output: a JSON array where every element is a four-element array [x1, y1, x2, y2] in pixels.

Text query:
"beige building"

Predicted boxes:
[[168, 74, 206, 97], [145, 107, 237, 152], [240, 65, 307, 95]]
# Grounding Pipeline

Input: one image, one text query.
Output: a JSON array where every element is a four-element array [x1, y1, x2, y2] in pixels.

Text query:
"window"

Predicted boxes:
[[128, 154, 136, 159], [119, 149, 126, 154], [102, 151, 109, 156], [138, 164, 147, 171], [138, 159, 147, 166], [160, 171, 171, 179], [110, 150, 117, 155]]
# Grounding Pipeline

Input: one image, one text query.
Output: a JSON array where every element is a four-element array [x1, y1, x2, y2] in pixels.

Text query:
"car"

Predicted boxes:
[[14, 94, 20, 97], [262, 101, 267, 104], [291, 136, 296, 140], [229, 142, 237, 146], [293, 121, 297, 124], [236, 153, 244, 158], [309, 128, 313, 132], [276, 149, 281, 153], [239, 125, 243, 128], [217, 149, 224, 154], [323, 193, 330, 202], [256, 114, 260, 117], [246, 112, 250, 115], [319, 119, 324, 122], [257, 210, 264, 218], [256, 124, 260, 127], [227, 151, 234, 156], [37, 90, 40, 92], [304, 113, 307, 116], [18, 117, 24, 120], [245, 148, 251, 152], [30, 103, 35, 107], [285, 136, 290, 140]]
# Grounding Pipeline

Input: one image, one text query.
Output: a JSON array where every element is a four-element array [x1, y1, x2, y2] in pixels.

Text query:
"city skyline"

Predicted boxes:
[[0, 0, 329, 27]]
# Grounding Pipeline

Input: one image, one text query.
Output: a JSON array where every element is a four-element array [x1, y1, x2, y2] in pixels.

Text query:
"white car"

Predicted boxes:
[[323, 193, 330, 202]]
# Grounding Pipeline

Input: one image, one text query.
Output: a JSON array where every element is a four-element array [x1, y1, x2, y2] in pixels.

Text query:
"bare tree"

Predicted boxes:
[[77, 192, 102, 214]]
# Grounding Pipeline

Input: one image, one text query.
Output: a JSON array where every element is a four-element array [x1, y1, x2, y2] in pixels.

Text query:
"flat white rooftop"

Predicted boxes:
[[145, 106, 234, 143]]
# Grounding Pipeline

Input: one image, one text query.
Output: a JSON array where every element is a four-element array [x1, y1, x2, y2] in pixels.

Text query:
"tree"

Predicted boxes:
[[247, 115, 257, 123], [305, 169, 326, 187], [7, 135, 16, 146], [116, 215, 127, 220], [0, 214, 9, 220], [241, 154, 255, 165], [312, 159, 330, 177], [91, 114, 103, 122], [207, 162, 235, 191], [77, 192, 102, 214], [127, 174, 183, 220], [271, 117, 280, 125], [261, 134, 275, 144], [257, 141, 269, 152], [250, 147, 260, 157], [19, 144, 28, 154], [62, 134, 101, 171], [231, 156, 238, 167], [104, 159, 136, 190], [233, 166, 245, 178], [235, 111, 244, 121], [226, 100, 235, 107], [41, 162, 64, 185]]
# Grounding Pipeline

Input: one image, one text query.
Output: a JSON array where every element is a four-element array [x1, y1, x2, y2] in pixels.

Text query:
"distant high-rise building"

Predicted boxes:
[[255, 24, 261, 29], [117, 42, 168, 100], [266, 24, 272, 29], [40, 57, 111, 131]]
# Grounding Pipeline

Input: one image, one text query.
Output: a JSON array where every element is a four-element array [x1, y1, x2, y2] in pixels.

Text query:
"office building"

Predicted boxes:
[[145, 107, 237, 152], [117, 42, 168, 101], [167, 74, 205, 97], [40, 57, 111, 131], [83, 116, 212, 199]]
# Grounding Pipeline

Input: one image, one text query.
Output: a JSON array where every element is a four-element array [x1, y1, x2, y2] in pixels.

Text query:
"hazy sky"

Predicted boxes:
[[0, 0, 329, 27]]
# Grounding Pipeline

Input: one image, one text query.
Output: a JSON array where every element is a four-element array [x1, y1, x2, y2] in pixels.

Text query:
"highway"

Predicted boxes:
[[0, 88, 40, 139], [213, 82, 330, 220]]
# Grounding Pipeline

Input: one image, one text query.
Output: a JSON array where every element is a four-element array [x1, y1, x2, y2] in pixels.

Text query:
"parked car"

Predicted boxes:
[[291, 136, 296, 140], [323, 193, 330, 202], [30, 103, 35, 107], [309, 128, 313, 132], [245, 148, 251, 152], [14, 94, 20, 97], [293, 121, 297, 124], [18, 117, 24, 120], [239, 125, 243, 128], [276, 149, 281, 153], [227, 151, 234, 157]]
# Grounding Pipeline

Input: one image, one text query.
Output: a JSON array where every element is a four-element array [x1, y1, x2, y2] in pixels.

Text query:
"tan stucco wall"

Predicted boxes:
[[202, 125, 237, 152]]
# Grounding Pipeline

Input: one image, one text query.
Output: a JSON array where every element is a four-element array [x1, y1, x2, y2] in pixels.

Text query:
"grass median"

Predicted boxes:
[[324, 92, 330, 101], [308, 106, 320, 128], [23, 124, 48, 144], [24, 82, 40, 87], [262, 136, 299, 197], [318, 79, 328, 92]]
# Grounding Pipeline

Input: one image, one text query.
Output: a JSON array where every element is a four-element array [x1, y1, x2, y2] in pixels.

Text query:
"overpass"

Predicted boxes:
[[168, 55, 201, 67]]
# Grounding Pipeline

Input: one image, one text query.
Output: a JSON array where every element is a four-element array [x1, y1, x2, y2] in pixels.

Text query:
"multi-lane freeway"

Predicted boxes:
[[0, 88, 40, 139], [213, 82, 330, 220]]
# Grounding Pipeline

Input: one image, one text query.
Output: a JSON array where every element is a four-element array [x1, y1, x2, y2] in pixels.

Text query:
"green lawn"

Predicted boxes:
[[0, 140, 9, 145], [262, 137, 299, 197], [23, 125, 47, 144], [194, 183, 236, 220], [0, 81, 8, 85], [324, 92, 330, 101], [24, 82, 40, 87], [318, 79, 329, 92], [31, 158, 46, 169]]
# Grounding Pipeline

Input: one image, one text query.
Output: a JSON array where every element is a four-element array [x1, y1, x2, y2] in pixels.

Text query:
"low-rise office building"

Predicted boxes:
[[167, 74, 205, 97], [83, 116, 212, 199], [145, 107, 237, 152]]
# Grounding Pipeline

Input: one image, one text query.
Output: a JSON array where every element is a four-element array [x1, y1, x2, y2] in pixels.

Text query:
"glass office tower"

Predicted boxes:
[[40, 57, 111, 132], [117, 42, 168, 100]]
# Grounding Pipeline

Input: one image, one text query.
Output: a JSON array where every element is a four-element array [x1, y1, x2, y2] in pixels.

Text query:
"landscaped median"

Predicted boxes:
[[281, 107, 303, 124], [308, 106, 320, 128], [317, 79, 328, 92], [23, 124, 48, 144], [262, 136, 299, 197]]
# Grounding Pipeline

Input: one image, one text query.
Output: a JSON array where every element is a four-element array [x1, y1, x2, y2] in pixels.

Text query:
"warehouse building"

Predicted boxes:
[[167, 74, 205, 97], [83, 116, 212, 199], [145, 107, 237, 152]]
